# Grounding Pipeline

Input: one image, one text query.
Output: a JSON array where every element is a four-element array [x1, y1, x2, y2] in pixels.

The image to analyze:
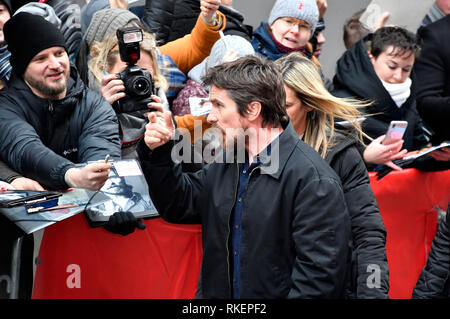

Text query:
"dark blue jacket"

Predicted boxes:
[[251, 22, 286, 61], [251, 22, 314, 61]]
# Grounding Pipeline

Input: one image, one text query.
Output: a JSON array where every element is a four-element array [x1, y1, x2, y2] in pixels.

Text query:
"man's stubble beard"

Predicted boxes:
[[24, 67, 70, 100]]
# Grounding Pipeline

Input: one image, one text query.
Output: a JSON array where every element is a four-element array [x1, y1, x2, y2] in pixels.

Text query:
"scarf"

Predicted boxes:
[[269, 31, 311, 57], [380, 77, 412, 108], [0, 45, 12, 82]]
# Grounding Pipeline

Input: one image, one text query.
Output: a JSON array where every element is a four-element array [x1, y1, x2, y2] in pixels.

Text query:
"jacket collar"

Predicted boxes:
[[252, 22, 285, 61], [257, 120, 299, 179]]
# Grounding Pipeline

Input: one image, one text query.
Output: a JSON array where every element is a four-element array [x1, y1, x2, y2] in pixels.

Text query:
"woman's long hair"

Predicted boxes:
[[276, 52, 371, 158], [89, 27, 168, 93]]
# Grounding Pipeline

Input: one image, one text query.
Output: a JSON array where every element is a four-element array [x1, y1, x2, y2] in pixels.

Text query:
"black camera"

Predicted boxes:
[[113, 27, 156, 114]]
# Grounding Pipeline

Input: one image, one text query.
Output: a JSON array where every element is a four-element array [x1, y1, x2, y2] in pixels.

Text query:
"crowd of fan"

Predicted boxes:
[[0, 0, 449, 299]]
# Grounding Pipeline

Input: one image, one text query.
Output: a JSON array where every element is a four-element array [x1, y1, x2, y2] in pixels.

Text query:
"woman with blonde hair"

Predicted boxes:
[[276, 52, 389, 299], [89, 30, 172, 159], [89, 29, 168, 103]]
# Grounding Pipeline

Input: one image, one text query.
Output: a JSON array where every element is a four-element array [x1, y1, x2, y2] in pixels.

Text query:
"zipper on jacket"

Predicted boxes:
[[226, 163, 240, 297], [48, 101, 54, 113]]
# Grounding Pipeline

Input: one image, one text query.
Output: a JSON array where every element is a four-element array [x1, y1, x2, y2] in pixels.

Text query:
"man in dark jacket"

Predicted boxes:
[[0, 12, 121, 299], [0, 13, 121, 191], [415, 15, 450, 145], [137, 55, 352, 298]]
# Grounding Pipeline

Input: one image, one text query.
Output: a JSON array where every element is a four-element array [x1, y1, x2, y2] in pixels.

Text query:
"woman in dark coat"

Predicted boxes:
[[276, 52, 389, 298], [332, 26, 450, 171]]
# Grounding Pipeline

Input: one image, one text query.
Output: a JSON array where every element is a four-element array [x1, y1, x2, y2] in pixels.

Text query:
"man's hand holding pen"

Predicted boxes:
[[64, 154, 113, 190]]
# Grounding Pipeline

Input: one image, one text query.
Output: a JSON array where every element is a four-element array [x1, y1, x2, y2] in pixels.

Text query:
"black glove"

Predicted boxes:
[[104, 211, 146, 236]]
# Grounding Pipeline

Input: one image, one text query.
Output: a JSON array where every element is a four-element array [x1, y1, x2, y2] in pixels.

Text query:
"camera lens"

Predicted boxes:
[[132, 78, 150, 95]]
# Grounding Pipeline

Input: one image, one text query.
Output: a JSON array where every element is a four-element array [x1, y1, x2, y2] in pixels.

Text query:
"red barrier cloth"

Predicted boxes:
[[32, 215, 202, 298], [33, 168, 450, 299], [369, 168, 450, 299]]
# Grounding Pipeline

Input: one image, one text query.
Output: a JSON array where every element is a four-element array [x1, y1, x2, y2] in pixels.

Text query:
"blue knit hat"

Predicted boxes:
[[268, 0, 319, 33]]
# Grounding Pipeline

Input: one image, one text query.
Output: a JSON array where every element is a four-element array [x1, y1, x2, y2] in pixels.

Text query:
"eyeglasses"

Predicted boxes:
[[279, 18, 312, 31]]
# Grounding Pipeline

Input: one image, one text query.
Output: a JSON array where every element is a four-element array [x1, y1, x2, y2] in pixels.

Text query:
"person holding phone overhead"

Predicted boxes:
[[332, 26, 450, 171]]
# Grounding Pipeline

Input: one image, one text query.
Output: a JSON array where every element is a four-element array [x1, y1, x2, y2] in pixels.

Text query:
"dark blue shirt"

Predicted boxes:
[[230, 144, 272, 298]]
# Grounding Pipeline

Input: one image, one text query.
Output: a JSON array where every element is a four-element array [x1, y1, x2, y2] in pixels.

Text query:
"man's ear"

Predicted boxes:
[[245, 101, 261, 121], [367, 51, 375, 61]]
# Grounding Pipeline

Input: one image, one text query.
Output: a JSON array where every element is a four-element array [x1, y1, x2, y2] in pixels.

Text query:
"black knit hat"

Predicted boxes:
[[0, 0, 11, 14], [4, 12, 67, 76]]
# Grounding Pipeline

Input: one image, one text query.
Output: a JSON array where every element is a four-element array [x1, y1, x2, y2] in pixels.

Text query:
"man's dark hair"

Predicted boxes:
[[202, 55, 288, 127], [370, 26, 421, 59]]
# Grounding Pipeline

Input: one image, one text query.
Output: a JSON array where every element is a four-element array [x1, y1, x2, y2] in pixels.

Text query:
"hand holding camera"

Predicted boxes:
[[110, 27, 156, 114], [101, 73, 126, 105]]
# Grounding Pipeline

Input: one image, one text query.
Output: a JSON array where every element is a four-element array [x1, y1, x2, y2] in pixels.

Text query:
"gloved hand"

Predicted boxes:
[[104, 211, 146, 236]]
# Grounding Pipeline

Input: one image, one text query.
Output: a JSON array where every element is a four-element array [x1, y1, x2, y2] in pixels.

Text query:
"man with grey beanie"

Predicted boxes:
[[251, 0, 320, 64]]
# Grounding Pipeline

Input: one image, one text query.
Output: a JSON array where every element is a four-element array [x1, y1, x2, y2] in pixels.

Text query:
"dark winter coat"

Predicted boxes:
[[325, 132, 389, 298], [415, 15, 450, 144], [137, 121, 352, 298], [412, 204, 450, 298], [332, 35, 429, 152], [0, 66, 121, 190], [141, 0, 252, 45]]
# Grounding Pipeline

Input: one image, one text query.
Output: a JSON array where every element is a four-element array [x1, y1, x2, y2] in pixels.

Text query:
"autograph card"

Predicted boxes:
[[114, 159, 143, 177]]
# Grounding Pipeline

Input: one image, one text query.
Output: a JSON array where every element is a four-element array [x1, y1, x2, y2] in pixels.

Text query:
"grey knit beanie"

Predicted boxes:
[[85, 8, 140, 48], [268, 0, 319, 33], [208, 35, 255, 70], [188, 35, 255, 84]]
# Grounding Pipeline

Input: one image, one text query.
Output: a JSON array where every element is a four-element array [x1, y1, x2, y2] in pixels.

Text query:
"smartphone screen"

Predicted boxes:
[[382, 121, 408, 145]]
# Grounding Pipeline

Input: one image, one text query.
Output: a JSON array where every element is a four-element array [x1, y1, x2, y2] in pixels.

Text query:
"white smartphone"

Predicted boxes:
[[382, 120, 408, 145]]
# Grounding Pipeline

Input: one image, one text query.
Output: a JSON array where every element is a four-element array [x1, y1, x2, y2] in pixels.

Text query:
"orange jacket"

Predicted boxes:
[[159, 12, 226, 73], [174, 114, 210, 144], [159, 13, 226, 142]]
